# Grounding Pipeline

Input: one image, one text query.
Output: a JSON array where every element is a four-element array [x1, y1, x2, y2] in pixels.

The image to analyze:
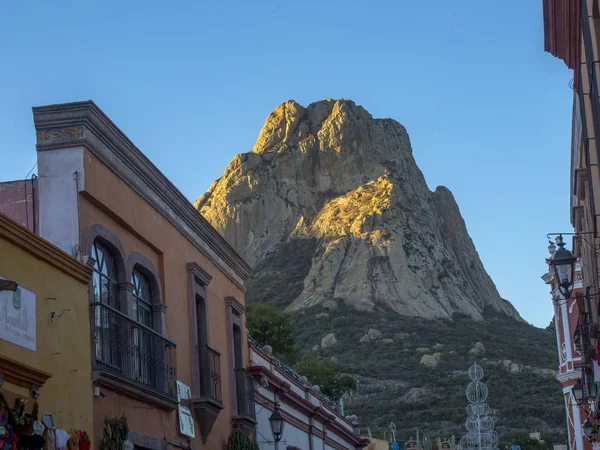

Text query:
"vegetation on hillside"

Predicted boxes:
[[288, 303, 565, 440], [246, 303, 357, 401], [243, 233, 564, 440], [246, 303, 299, 365]]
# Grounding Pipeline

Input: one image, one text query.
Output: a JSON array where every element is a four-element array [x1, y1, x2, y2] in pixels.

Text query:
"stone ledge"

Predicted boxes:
[[93, 370, 177, 410]]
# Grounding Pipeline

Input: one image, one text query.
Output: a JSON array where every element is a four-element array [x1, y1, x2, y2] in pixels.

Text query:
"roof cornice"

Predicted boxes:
[[0, 212, 92, 284], [32, 101, 251, 287]]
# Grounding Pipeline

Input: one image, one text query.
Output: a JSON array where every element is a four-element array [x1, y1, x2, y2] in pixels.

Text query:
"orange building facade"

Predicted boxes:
[[1, 101, 256, 448]]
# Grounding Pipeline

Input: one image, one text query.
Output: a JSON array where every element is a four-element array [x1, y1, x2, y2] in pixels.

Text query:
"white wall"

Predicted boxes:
[[255, 405, 310, 450], [37, 147, 85, 256]]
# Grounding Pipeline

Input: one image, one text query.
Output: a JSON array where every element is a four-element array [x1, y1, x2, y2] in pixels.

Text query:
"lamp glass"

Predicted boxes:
[[556, 263, 573, 284], [551, 236, 577, 297], [573, 382, 583, 403], [269, 409, 285, 442]]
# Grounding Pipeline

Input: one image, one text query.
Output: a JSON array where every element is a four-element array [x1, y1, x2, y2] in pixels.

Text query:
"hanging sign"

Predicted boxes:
[[0, 277, 36, 351], [176, 380, 195, 438]]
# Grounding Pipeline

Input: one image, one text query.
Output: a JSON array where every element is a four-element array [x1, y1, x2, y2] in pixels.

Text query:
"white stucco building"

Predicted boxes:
[[248, 341, 368, 450]]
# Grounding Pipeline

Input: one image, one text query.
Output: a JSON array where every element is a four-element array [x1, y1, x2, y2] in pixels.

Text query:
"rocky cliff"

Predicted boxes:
[[196, 99, 564, 437], [196, 99, 519, 321]]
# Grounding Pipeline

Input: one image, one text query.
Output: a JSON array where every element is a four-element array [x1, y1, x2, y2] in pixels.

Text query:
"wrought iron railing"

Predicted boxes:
[[234, 368, 256, 419], [199, 345, 222, 403], [91, 302, 177, 399]]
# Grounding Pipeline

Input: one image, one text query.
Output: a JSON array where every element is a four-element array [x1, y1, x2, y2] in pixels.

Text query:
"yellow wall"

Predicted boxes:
[[0, 226, 94, 440]]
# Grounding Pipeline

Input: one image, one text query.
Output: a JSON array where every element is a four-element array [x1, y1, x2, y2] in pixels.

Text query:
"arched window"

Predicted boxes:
[[132, 269, 153, 329], [92, 240, 119, 309]]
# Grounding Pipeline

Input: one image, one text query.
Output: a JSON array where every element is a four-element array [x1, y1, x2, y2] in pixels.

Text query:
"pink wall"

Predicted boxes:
[[0, 179, 38, 232]]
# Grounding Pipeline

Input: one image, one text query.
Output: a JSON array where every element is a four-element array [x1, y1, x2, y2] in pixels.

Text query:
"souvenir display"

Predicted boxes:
[[67, 430, 90, 450], [0, 408, 18, 450]]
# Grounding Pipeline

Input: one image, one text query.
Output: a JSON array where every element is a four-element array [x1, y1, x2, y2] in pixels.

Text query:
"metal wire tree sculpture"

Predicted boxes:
[[459, 363, 499, 450]]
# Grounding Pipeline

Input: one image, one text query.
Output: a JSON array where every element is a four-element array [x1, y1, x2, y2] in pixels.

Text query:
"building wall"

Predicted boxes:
[[28, 102, 252, 449], [249, 344, 366, 450], [0, 212, 93, 440], [255, 406, 311, 449], [78, 150, 246, 448], [0, 179, 37, 232], [544, 1, 600, 447], [544, 262, 588, 450]]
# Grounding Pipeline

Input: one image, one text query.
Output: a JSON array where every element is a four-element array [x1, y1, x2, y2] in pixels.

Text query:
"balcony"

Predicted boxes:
[[199, 345, 222, 403], [193, 345, 224, 443], [232, 368, 256, 435], [91, 302, 177, 408]]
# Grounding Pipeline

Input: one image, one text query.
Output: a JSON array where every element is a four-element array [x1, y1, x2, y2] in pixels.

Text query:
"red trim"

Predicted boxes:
[[248, 365, 292, 394], [249, 344, 365, 446], [250, 344, 357, 428], [256, 392, 312, 434], [309, 424, 325, 440]]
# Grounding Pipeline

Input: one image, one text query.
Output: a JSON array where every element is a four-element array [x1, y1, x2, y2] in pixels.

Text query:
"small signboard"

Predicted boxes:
[[176, 380, 195, 438], [0, 277, 36, 351]]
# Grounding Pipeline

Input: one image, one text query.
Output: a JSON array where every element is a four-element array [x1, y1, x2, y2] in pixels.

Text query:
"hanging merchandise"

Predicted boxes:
[[67, 430, 90, 450], [0, 392, 45, 450], [54, 430, 69, 450], [0, 408, 19, 450]]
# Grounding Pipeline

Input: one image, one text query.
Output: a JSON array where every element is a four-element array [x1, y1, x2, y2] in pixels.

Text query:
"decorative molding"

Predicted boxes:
[[248, 365, 291, 395], [152, 303, 168, 314], [309, 424, 325, 439], [572, 205, 585, 234], [192, 397, 223, 443], [255, 392, 313, 434], [83, 223, 127, 283], [186, 262, 212, 286], [557, 370, 581, 384], [32, 102, 251, 289], [118, 282, 135, 293], [226, 296, 245, 315], [93, 370, 178, 410], [36, 125, 84, 145], [0, 355, 52, 390], [127, 251, 166, 334], [0, 212, 92, 285], [231, 414, 256, 437], [127, 431, 167, 450], [574, 168, 588, 200], [248, 364, 361, 444]]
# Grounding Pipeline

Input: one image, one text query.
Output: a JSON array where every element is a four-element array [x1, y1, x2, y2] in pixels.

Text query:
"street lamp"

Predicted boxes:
[[573, 381, 583, 405], [269, 408, 285, 449], [551, 235, 577, 298]]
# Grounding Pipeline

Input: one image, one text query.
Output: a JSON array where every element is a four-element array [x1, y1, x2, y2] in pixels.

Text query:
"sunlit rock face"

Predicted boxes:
[[196, 99, 520, 321]]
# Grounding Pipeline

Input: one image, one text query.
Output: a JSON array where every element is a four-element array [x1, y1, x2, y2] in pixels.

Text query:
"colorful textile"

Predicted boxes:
[[0, 408, 18, 450], [55, 430, 69, 450]]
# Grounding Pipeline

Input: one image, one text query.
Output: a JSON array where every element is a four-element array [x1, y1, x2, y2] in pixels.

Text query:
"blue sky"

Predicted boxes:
[[0, 1, 573, 327]]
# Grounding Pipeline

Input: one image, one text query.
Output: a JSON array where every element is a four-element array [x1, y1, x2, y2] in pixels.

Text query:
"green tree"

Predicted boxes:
[[296, 351, 358, 401], [225, 427, 259, 450], [99, 415, 129, 450], [247, 303, 300, 365]]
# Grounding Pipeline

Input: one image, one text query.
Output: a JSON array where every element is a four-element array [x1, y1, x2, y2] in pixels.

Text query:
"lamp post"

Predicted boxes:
[[268, 408, 285, 450], [572, 381, 584, 406], [550, 235, 577, 298]]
